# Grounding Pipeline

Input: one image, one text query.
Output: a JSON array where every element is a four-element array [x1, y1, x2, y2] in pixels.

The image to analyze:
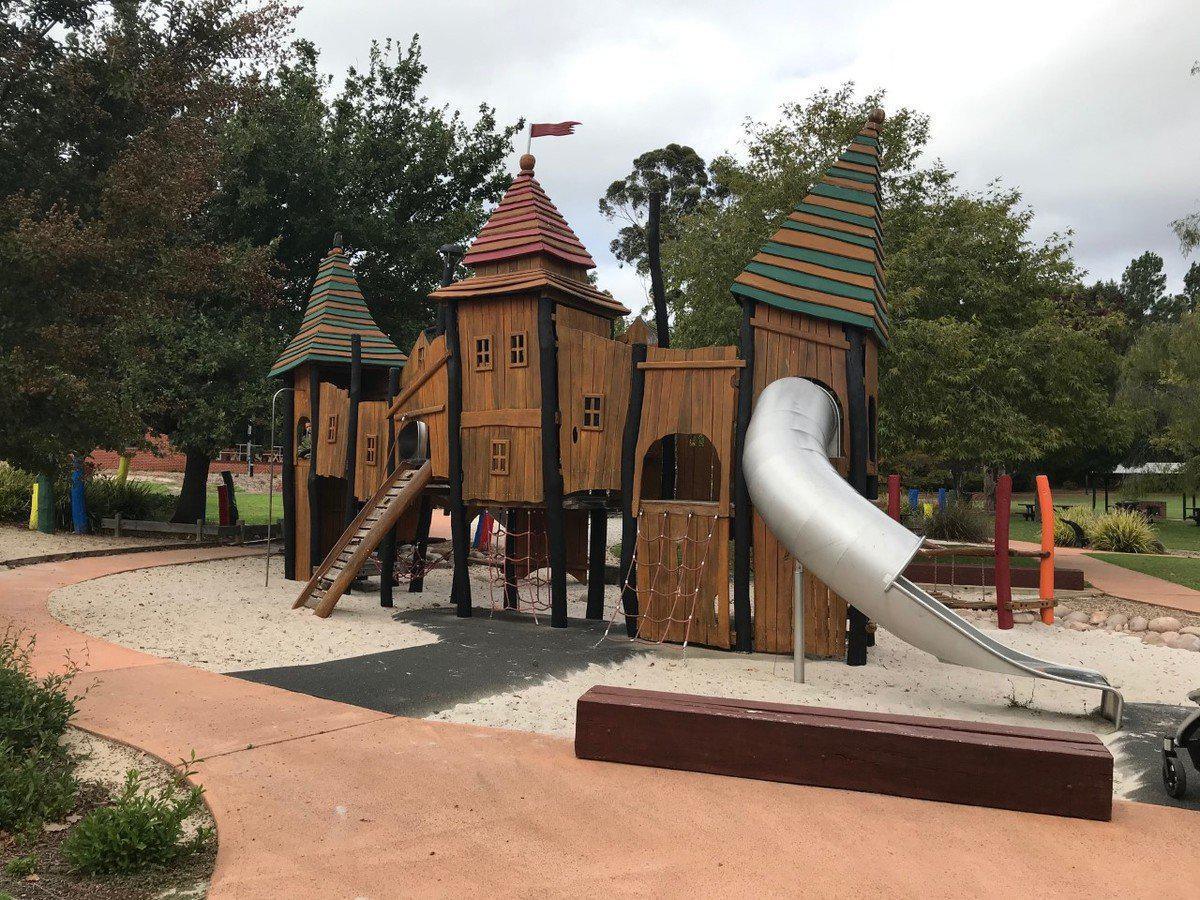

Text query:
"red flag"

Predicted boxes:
[[530, 121, 581, 138]]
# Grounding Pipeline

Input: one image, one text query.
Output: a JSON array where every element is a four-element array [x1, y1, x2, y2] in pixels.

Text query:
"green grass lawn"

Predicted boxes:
[[1086, 552, 1200, 591], [1002, 491, 1200, 552], [140, 481, 279, 526]]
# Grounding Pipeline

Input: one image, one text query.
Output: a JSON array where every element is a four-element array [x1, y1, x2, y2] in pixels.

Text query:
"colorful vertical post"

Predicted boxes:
[[908, 488, 919, 510], [887, 474, 901, 521], [70, 455, 88, 534], [937, 487, 947, 511], [1035, 474, 1055, 624], [994, 474, 1013, 629], [36, 474, 54, 534]]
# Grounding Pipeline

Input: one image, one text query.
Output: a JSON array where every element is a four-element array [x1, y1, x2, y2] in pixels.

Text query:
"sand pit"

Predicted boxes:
[[0, 524, 165, 563]]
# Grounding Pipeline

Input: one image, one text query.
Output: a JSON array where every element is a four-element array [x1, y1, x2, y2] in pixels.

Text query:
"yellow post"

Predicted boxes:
[[1035, 474, 1055, 624], [28, 481, 38, 530], [116, 454, 130, 486]]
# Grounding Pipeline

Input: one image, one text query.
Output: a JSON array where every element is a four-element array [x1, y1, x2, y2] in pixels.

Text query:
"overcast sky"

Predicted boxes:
[[295, 0, 1200, 309]]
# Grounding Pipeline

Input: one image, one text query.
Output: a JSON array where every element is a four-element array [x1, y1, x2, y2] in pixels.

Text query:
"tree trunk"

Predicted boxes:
[[172, 450, 211, 524]]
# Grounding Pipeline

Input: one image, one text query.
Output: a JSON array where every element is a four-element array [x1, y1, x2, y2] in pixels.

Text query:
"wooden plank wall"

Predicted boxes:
[[632, 345, 739, 516], [456, 296, 542, 504], [294, 460, 311, 576], [558, 325, 630, 494], [398, 332, 449, 479], [315, 382, 350, 478], [353, 400, 388, 501], [750, 306, 852, 657], [635, 501, 730, 649], [556, 303, 610, 336]]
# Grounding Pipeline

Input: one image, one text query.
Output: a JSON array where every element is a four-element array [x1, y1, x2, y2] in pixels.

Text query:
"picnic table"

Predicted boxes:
[[1020, 502, 1072, 521], [1115, 500, 1167, 521]]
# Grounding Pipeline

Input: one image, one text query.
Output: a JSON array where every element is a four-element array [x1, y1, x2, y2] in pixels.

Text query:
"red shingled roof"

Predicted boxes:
[[462, 156, 596, 269]]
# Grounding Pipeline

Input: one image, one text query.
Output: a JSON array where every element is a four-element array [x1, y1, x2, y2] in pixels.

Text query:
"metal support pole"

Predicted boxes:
[[265, 387, 293, 586], [793, 561, 805, 684]]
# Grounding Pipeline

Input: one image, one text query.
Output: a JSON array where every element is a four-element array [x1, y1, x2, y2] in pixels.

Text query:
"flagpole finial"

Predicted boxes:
[[519, 153, 535, 173], [868, 107, 885, 125]]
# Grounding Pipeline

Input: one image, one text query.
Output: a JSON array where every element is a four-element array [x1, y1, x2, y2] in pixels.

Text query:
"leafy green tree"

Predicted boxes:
[[1119, 250, 1172, 323]]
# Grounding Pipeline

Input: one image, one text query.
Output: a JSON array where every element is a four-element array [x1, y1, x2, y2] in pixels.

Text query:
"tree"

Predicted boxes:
[[211, 37, 521, 349], [1119, 250, 1172, 323]]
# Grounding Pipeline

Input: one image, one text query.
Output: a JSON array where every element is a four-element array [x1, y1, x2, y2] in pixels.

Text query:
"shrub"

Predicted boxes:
[[0, 632, 79, 759], [0, 746, 78, 833], [3, 854, 38, 878], [63, 762, 213, 875], [1054, 505, 1096, 547], [923, 500, 992, 543], [0, 463, 174, 527], [0, 464, 34, 523], [1089, 509, 1163, 554]]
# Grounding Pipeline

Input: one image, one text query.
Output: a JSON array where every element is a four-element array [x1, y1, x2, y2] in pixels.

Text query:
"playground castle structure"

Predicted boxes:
[[273, 111, 886, 661]]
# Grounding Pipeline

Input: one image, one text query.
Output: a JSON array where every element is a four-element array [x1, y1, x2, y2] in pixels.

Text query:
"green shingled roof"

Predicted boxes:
[[732, 115, 889, 344], [269, 246, 407, 378]]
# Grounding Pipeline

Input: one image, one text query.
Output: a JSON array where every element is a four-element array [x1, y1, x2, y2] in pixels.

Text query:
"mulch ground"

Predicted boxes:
[[0, 782, 214, 900]]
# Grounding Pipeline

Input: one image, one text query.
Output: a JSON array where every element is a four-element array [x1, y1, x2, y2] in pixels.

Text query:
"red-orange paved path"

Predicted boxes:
[[3, 547, 1197, 898]]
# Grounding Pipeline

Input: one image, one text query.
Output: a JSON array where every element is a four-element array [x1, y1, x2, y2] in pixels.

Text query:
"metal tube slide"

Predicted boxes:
[[743, 377, 1123, 726]]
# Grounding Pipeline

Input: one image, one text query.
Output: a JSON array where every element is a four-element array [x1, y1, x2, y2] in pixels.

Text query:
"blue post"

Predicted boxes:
[[70, 455, 88, 534], [908, 488, 919, 510], [937, 487, 947, 511]]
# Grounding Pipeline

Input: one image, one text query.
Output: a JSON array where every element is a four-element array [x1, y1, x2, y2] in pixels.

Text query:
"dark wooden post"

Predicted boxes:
[[343, 335, 362, 528], [844, 326, 870, 667], [307, 365, 322, 577], [647, 191, 675, 500], [281, 385, 296, 580], [538, 293, 569, 628], [445, 300, 471, 617], [379, 365, 400, 608], [732, 297, 755, 653], [502, 508, 519, 610], [408, 495, 432, 592], [586, 507, 607, 619], [620, 342, 648, 637]]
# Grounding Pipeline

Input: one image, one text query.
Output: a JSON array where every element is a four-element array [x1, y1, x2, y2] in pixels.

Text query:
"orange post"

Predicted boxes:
[[1035, 475, 1055, 624]]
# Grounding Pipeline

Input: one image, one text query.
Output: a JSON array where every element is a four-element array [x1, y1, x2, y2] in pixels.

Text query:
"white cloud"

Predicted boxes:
[[295, 0, 1200, 302]]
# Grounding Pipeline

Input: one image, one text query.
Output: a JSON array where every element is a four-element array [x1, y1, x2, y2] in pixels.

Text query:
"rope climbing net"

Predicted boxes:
[[604, 508, 719, 648], [482, 511, 554, 621]]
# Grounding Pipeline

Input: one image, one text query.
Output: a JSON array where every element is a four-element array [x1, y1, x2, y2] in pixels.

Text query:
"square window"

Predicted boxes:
[[365, 435, 378, 465], [490, 439, 510, 475], [582, 394, 604, 431], [474, 336, 493, 371], [325, 414, 338, 443], [508, 332, 527, 367]]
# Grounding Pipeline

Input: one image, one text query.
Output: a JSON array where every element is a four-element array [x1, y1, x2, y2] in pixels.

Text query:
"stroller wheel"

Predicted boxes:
[[1163, 752, 1187, 799]]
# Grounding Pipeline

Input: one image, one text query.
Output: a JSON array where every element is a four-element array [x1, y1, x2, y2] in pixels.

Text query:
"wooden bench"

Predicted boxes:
[[575, 686, 1113, 820], [1115, 500, 1166, 521]]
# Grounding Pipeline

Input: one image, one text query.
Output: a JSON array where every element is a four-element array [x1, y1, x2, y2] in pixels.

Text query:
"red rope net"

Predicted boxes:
[[604, 508, 718, 647]]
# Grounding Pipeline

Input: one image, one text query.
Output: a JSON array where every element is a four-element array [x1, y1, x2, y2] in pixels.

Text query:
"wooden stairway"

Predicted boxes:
[[293, 460, 433, 618]]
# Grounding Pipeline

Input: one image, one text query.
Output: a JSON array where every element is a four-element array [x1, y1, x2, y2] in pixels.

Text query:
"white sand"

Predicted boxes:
[[49, 553, 1200, 799], [1, 524, 164, 563]]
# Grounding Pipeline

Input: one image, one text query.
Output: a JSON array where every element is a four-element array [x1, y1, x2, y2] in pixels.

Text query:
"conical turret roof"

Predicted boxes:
[[269, 242, 407, 378], [732, 111, 888, 343], [461, 154, 596, 269]]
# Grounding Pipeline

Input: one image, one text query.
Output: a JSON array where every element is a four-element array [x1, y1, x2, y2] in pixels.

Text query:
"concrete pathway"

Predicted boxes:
[[3, 548, 1199, 898], [1017, 541, 1200, 614]]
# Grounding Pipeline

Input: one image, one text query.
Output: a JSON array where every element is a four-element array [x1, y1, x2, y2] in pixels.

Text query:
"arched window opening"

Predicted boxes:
[[295, 417, 312, 461], [640, 434, 721, 503]]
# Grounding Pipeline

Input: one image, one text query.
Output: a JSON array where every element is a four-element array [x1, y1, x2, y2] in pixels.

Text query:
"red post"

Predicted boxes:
[[994, 474, 1013, 629], [216, 484, 231, 527], [1035, 474, 1055, 624], [887, 474, 901, 521]]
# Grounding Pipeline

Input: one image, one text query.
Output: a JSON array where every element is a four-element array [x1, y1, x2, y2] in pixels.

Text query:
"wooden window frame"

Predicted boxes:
[[416, 346, 426, 369], [364, 434, 378, 465], [325, 414, 339, 443], [581, 393, 604, 432], [508, 331, 528, 368], [474, 335, 494, 372], [490, 439, 510, 476]]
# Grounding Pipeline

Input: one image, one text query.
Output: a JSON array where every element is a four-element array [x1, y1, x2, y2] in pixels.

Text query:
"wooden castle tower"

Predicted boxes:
[[288, 114, 887, 666], [270, 238, 408, 580]]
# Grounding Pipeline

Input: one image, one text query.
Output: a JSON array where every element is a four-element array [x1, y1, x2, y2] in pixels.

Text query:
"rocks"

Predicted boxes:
[[1148, 616, 1183, 633], [1142, 632, 1164, 645], [1105, 613, 1129, 630], [1064, 610, 1091, 624], [1053, 604, 1069, 619], [1128, 616, 1148, 632], [1012, 612, 1036, 625], [1089, 611, 1108, 626], [1066, 620, 1091, 631], [1181, 626, 1200, 637], [1175, 634, 1200, 652], [1160, 631, 1183, 647]]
